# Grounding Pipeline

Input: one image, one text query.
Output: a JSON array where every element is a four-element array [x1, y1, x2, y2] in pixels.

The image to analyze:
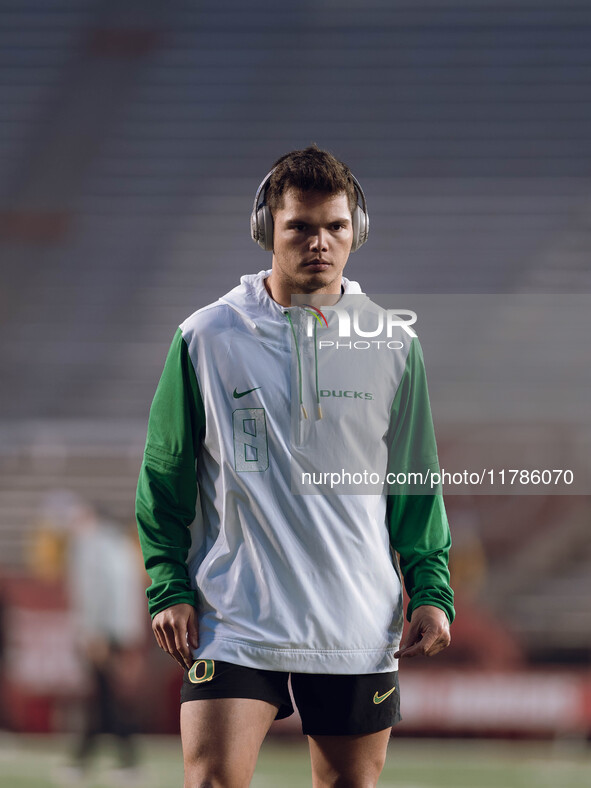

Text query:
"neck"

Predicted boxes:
[[264, 274, 344, 308]]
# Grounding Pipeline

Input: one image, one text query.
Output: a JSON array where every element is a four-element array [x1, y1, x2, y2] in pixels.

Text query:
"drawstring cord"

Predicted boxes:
[[285, 309, 323, 421], [285, 311, 308, 419], [313, 321, 322, 419]]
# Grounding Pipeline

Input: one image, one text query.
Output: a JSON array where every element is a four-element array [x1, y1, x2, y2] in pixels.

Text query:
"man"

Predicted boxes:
[[136, 145, 454, 788]]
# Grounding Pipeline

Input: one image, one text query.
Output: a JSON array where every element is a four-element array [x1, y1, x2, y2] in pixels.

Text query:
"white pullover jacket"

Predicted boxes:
[[136, 270, 454, 674]]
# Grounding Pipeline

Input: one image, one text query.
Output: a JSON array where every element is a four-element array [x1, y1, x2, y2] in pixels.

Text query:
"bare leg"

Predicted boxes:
[[180, 697, 278, 788], [308, 728, 392, 788]]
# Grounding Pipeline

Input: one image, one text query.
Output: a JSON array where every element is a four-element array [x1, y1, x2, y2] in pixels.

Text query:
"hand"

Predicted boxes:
[[151, 603, 199, 670], [394, 604, 451, 659]]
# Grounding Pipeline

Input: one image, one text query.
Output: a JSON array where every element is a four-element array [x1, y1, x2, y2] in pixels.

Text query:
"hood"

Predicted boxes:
[[218, 269, 365, 331]]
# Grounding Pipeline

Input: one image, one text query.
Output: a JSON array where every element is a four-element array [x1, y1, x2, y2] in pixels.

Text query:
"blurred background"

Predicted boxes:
[[1, 0, 590, 785]]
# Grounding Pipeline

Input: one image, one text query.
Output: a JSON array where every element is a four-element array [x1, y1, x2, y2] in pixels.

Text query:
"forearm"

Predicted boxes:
[[388, 493, 455, 624], [136, 449, 199, 618], [136, 327, 205, 618]]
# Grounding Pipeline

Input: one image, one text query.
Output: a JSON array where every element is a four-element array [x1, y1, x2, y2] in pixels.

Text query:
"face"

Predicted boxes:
[[267, 189, 354, 305]]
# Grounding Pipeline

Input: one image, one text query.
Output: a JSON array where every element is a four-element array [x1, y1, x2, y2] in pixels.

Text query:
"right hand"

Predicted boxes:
[[151, 603, 199, 670]]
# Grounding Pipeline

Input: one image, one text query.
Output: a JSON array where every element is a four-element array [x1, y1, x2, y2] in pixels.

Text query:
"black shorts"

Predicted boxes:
[[180, 659, 401, 736]]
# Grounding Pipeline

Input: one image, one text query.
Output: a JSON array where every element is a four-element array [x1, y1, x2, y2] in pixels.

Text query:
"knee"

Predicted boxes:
[[326, 776, 382, 788], [324, 776, 380, 788], [183, 774, 221, 788], [314, 753, 386, 788], [185, 781, 231, 788], [184, 781, 214, 788], [183, 763, 250, 788]]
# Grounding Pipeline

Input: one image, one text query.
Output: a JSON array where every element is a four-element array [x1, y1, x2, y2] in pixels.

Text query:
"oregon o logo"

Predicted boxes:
[[188, 659, 216, 684]]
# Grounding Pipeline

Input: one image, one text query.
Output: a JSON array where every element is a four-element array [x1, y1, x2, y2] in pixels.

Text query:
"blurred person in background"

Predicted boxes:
[[36, 492, 147, 784]]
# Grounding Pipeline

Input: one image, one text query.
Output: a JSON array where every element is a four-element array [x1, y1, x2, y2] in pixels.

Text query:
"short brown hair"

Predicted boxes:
[[266, 144, 358, 218]]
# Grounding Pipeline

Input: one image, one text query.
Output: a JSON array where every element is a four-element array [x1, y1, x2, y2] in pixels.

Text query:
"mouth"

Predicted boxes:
[[303, 259, 331, 271]]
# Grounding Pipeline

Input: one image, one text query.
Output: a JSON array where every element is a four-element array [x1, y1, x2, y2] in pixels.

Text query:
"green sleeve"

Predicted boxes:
[[135, 328, 206, 619], [386, 339, 455, 624]]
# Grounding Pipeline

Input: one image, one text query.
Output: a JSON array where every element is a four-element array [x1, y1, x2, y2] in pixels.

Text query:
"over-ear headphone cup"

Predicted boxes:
[[258, 205, 274, 251], [351, 204, 369, 253]]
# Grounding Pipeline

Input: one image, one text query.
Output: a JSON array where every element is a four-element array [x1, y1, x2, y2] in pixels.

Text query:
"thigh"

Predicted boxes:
[[308, 729, 392, 788], [181, 697, 277, 788], [180, 659, 292, 788]]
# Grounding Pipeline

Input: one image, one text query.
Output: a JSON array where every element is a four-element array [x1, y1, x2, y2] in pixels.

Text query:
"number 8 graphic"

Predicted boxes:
[[232, 408, 269, 472]]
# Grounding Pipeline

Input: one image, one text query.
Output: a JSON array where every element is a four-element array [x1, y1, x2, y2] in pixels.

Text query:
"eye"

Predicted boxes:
[[331, 223, 346, 231]]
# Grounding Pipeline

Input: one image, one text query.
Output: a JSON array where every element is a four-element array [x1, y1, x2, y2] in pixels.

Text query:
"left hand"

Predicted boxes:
[[394, 604, 451, 659]]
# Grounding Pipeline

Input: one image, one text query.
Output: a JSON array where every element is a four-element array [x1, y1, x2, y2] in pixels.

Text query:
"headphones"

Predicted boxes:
[[250, 168, 369, 253]]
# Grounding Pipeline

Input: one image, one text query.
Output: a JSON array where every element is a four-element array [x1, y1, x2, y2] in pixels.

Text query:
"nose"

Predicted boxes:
[[310, 228, 328, 252]]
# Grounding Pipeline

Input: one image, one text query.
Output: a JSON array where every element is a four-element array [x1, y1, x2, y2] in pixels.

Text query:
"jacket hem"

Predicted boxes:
[[192, 634, 400, 674]]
